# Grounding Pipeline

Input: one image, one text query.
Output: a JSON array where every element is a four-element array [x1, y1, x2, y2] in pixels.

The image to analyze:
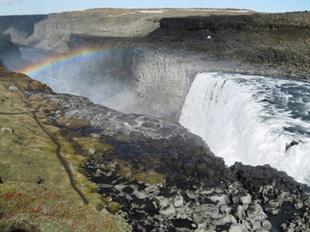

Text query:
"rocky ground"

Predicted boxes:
[[1, 65, 309, 231]]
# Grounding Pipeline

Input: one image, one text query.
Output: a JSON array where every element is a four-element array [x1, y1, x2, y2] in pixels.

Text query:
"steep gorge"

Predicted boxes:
[[1, 9, 310, 231], [21, 47, 205, 120]]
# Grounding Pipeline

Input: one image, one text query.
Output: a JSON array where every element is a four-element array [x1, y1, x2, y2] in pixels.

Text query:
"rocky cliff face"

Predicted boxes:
[[45, 35, 310, 123], [30, 43, 245, 121], [0, 15, 46, 45], [0, 36, 20, 63], [0, 35, 29, 70], [0, 8, 251, 52], [158, 12, 310, 31], [149, 12, 310, 78], [1, 10, 308, 79]]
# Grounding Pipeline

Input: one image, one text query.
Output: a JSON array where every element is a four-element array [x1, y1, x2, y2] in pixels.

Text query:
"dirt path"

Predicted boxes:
[[0, 91, 89, 205], [31, 111, 89, 204]]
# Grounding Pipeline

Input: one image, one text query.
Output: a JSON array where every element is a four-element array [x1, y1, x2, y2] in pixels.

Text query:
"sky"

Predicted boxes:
[[0, 0, 309, 16]]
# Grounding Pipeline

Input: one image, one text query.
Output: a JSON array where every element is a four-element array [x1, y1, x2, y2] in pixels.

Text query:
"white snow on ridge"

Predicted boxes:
[[138, 10, 164, 14]]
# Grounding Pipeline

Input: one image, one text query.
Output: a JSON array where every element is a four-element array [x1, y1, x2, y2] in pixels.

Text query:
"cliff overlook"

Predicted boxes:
[[1, 8, 310, 232]]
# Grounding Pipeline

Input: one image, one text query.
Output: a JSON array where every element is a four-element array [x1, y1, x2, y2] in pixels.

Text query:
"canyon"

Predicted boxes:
[[0, 8, 310, 232]]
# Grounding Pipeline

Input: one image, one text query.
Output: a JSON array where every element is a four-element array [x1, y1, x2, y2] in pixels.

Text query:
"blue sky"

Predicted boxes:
[[0, 0, 309, 16]]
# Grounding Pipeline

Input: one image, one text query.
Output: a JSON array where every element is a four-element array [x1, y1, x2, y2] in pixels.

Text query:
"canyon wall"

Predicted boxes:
[[0, 15, 46, 45], [0, 35, 30, 70], [0, 8, 251, 52], [149, 12, 310, 78], [28, 46, 209, 120], [2, 10, 309, 120]]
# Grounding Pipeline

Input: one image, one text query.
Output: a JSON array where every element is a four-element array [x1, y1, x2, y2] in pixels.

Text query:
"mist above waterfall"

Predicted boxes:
[[20, 47, 139, 110], [180, 72, 310, 184], [19, 47, 204, 120]]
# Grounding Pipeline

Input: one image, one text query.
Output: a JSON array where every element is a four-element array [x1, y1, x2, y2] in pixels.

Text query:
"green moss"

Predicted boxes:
[[57, 117, 90, 130], [72, 137, 113, 156], [135, 170, 166, 186], [117, 160, 166, 186], [107, 202, 121, 214]]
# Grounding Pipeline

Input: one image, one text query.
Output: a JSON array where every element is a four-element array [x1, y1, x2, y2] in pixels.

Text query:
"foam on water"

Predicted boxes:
[[180, 72, 310, 184]]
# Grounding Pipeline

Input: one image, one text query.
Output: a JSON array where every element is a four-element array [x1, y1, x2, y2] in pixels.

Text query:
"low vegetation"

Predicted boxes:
[[0, 67, 130, 231]]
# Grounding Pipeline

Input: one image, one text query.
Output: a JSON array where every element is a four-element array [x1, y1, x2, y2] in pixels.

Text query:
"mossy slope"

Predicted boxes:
[[0, 67, 130, 231]]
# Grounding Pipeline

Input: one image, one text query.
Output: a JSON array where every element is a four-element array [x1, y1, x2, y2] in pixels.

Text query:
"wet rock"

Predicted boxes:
[[186, 190, 197, 200], [145, 185, 160, 196], [240, 193, 252, 205], [172, 218, 197, 230], [133, 189, 148, 200], [194, 204, 220, 220], [156, 196, 170, 209], [175, 205, 191, 219], [122, 186, 134, 194], [173, 195, 184, 208], [230, 162, 304, 196], [285, 140, 299, 152], [216, 214, 237, 226], [208, 194, 230, 205], [236, 205, 244, 220], [228, 224, 244, 232], [144, 199, 159, 214], [219, 204, 232, 214], [262, 220, 272, 230], [114, 184, 127, 192], [294, 199, 303, 209], [159, 204, 176, 218]]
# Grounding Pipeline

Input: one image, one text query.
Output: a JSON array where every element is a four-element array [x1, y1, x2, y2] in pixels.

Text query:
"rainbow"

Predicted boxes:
[[19, 46, 125, 74]]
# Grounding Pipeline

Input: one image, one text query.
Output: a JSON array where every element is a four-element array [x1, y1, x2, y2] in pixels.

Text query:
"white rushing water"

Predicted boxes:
[[180, 72, 310, 184]]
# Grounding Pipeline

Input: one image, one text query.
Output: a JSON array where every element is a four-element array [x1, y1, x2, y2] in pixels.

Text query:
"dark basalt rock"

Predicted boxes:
[[230, 162, 306, 195], [0, 36, 30, 70], [0, 37, 21, 64], [231, 162, 310, 231], [0, 15, 47, 40], [158, 13, 310, 32], [172, 219, 197, 229], [148, 12, 310, 79]]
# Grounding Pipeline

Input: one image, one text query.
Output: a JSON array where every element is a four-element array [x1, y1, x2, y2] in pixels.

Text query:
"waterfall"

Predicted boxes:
[[180, 72, 310, 184]]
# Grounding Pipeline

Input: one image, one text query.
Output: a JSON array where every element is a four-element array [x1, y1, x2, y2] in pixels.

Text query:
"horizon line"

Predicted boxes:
[[2, 7, 307, 17]]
